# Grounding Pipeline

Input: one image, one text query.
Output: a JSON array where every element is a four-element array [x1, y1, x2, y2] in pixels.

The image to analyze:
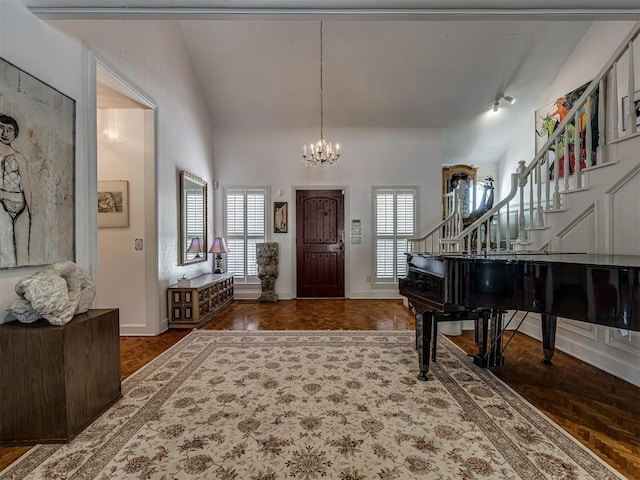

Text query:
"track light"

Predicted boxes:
[[492, 93, 516, 112]]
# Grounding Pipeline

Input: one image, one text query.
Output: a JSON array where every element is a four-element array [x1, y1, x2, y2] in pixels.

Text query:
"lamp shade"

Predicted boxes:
[[187, 236, 204, 254], [209, 237, 228, 254]]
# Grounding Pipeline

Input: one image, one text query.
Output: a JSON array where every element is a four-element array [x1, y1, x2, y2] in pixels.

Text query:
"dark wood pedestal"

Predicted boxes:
[[0, 309, 121, 445]]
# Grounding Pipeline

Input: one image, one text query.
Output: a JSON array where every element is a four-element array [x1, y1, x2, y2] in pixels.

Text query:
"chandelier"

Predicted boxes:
[[302, 21, 341, 167]]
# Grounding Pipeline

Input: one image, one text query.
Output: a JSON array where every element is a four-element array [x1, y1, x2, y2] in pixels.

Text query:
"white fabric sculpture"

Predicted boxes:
[[7, 261, 96, 325]]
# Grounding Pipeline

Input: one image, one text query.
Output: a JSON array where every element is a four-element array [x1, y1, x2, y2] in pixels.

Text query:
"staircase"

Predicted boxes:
[[410, 23, 640, 256]]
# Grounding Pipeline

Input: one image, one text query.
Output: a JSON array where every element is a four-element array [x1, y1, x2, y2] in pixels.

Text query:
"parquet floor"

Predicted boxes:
[[1, 299, 638, 479]]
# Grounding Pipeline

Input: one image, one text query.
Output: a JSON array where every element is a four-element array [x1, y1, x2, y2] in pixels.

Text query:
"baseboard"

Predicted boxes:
[[120, 324, 161, 336], [518, 315, 639, 387], [349, 291, 403, 299]]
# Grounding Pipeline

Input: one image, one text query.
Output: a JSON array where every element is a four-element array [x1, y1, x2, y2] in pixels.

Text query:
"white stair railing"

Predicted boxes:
[[438, 22, 640, 255], [407, 181, 464, 253]]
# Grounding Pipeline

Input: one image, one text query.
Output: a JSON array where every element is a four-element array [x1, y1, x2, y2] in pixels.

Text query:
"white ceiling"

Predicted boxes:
[[23, 1, 640, 164]]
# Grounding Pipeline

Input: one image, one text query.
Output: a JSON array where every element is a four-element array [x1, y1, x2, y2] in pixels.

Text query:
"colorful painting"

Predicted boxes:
[[535, 81, 599, 178], [0, 57, 75, 269]]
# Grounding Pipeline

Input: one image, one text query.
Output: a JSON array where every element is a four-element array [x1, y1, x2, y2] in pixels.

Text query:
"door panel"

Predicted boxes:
[[296, 190, 345, 297]]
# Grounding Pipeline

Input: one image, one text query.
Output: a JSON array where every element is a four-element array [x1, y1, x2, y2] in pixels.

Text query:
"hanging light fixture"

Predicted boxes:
[[302, 21, 341, 167]]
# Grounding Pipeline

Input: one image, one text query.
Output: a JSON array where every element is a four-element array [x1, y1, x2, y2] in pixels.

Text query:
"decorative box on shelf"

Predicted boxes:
[[168, 273, 234, 328]]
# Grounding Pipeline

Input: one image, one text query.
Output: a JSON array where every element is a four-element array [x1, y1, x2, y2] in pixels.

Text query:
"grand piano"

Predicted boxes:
[[399, 252, 640, 380]]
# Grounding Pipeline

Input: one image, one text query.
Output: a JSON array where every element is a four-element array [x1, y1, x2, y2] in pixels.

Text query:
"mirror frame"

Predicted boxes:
[[179, 171, 208, 266]]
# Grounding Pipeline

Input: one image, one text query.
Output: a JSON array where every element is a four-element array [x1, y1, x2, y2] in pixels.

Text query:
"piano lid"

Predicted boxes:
[[425, 252, 640, 269]]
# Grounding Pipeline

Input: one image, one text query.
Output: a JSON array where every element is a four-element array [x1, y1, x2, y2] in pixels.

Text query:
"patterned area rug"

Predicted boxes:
[[1, 330, 626, 480]]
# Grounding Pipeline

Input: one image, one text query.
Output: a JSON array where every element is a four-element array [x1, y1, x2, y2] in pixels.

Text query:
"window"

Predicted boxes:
[[373, 188, 416, 283], [224, 188, 268, 282]]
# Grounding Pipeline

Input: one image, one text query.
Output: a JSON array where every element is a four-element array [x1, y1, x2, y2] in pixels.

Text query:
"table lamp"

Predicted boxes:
[[186, 236, 204, 258], [209, 237, 228, 273]]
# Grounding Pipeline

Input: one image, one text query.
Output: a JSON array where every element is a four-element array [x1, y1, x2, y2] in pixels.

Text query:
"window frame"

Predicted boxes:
[[372, 186, 418, 285], [223, 186, 270, 284]]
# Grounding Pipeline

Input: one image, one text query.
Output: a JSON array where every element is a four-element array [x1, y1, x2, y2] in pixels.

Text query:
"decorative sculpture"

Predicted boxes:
[[6, 261, 96, 325], [463, 176, 495, 228], [257, 242, 278, 303]]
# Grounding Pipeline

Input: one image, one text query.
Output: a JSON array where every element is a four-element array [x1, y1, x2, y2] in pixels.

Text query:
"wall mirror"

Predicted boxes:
[[180, 171, 208, 265]]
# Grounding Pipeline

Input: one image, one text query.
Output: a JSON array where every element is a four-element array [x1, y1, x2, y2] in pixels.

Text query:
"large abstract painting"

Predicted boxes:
[[535, 81, 599, 178], [0, 57, 75, 269]]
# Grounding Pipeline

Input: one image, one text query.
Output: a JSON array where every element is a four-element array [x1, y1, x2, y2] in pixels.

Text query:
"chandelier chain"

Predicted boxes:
[[320, 21, 323, 139], [301, 20, 340, 167]]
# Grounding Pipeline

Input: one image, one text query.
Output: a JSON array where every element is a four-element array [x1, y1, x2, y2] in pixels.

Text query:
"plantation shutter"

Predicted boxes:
[[185, 189, 204, 254], [374, 188, 416, 283], [225, 189, 267, 282]]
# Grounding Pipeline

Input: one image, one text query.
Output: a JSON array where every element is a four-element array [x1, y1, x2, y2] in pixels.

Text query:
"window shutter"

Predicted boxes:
[[376, 193, 394, 235], [374, 188, 416, 283], [396, 193, 415, 236], [185, 190, 204, 251], [224, 188, 267, 282]]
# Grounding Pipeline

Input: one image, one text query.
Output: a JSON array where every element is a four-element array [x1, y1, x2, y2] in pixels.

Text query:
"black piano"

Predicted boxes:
[[399, 252, 640, 380]]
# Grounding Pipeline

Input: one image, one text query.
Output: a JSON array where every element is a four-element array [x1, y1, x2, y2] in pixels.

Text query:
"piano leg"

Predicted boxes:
[[489, 309, 505, 367], [415, 311, 433, 381], [473, 309, 505, 368], [473, 311, 490, 367], [541, 314, 557, 365]]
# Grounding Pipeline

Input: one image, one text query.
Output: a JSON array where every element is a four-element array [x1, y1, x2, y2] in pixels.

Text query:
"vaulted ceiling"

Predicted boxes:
[[23, 1, 640, 164]]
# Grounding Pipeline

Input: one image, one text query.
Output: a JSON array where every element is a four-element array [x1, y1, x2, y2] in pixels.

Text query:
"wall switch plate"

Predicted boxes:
[[134, 238, 143, 250]]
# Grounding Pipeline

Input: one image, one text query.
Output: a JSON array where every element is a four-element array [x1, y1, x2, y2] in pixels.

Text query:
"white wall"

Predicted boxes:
[[492, 21, 640, 386], [46, 18, 217, 333], [213, 127, 443, 298], [496, 21, 637, 197], [0, 7, 216, 332], [97, 108, 148, 331], [0, 0, 90, 322]]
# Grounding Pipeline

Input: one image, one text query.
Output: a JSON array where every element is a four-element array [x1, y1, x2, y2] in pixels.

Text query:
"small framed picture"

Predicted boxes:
[[621, 90, 640, 131], [98, 180, 129, 228], [274, 201, 288, 233]]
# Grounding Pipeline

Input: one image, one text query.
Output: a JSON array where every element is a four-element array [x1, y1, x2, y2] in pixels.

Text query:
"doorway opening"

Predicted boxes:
[[95, 60, 158, 335]]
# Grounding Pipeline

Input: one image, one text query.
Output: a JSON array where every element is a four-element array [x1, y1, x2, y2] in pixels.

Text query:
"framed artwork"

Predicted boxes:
[[0, 57, 76, 269], [622, 90, 640, 131], [534, 81, 599, 178], [274, 201, 288, 233], [98, 180, 129, 228]]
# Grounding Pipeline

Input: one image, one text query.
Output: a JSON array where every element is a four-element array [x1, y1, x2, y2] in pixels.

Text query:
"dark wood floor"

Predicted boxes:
[[1, 299, 638, 479]]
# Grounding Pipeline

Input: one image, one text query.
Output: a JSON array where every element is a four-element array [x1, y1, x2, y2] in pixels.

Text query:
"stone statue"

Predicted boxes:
[[6, 261, 96, 325], [257, 242, 278, 303]]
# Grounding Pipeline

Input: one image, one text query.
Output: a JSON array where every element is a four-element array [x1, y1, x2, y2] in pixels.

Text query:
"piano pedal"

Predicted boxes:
[[473, 354, 505, 368], [473, 354, 489, 368]]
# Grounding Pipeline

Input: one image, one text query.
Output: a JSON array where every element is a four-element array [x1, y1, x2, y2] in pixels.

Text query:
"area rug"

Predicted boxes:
[[0, 330, 625, 480]]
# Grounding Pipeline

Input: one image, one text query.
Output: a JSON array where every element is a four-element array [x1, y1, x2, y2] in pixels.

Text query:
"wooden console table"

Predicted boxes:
[[0, 309, 121, 445], [168, 273, 234, 328]]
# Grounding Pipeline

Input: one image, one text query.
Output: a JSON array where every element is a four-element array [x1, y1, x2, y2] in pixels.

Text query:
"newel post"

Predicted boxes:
[[516, 160, 528, 246]]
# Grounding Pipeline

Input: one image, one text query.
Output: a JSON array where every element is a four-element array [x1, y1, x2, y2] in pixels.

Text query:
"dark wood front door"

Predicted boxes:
[[296, 189, 345, 297]]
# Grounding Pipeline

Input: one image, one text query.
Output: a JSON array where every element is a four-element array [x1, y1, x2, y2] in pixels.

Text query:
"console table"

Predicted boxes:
[[168, 273, 234, 328], [0, 309, 121, 445]]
